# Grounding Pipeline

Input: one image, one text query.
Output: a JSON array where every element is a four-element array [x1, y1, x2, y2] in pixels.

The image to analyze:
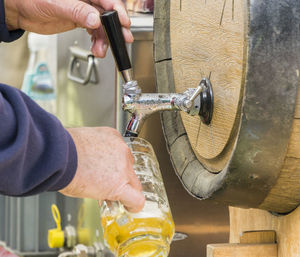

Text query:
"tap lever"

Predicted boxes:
[[189, 84, 204, 104], [101, 10, 132, 81], [101, 11, 214, 136], [183, 84, 205, 110]]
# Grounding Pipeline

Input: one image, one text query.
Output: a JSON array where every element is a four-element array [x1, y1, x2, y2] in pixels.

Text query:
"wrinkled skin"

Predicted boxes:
[[63, 127, 145, 213], [4, 0, 144, 212], [4, 0, 133, 57]]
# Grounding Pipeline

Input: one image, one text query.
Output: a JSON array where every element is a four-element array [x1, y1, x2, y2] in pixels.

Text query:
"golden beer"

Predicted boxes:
[[102, 211, 175, 257], [101, 137, 175, 257]]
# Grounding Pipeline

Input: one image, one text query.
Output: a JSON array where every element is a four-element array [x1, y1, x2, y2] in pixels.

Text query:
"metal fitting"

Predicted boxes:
[[65, 225, 77, 248], [123, 78, 213, 136], [123, 80, 141, 97]]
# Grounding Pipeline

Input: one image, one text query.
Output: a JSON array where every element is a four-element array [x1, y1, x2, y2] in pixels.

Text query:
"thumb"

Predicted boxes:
[[54, 0, 101, 29], [118, 184, 145, 213]]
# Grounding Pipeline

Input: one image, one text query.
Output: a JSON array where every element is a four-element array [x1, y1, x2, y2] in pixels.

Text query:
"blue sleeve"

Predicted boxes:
[[0, 0, 24, 42], [0, 84, 77, 196]]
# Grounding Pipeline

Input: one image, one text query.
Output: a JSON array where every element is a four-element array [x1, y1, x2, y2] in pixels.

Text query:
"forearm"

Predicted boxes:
[[0, 84, 77, 196]]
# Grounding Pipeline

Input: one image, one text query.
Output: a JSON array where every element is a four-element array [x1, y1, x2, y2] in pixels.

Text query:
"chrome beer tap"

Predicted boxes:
[[101, 11, 213, 137]]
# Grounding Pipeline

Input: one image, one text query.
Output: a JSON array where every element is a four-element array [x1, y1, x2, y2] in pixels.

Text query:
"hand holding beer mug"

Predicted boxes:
[[101, 137, 175, 257]]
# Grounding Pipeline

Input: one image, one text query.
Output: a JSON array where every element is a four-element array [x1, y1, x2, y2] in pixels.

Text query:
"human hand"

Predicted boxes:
[[60, 127, 145, 213], [4, 0, 133, 57]]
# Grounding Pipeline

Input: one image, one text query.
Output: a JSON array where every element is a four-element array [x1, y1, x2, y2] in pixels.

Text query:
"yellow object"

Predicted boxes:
[[77, 228, 90, 245], [102, 212, 175, 257], [76, 202, 91, 245], [48, 204, 64, 248]]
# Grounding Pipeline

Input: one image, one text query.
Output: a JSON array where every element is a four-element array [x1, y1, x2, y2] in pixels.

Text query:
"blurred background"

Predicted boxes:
[[0, 1, 230, 256]]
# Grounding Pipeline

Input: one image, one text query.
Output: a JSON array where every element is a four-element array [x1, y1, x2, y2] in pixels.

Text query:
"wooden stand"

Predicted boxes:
[[207, 206, 300, 257], [207, 243, 277, 257]]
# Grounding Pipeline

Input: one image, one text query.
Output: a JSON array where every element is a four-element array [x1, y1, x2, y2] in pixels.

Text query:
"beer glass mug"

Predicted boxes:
[[101, 137, 175, 257]]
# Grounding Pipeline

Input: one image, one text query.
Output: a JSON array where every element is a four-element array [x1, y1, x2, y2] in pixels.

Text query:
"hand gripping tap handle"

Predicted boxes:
[[101, 11, 132, 83]]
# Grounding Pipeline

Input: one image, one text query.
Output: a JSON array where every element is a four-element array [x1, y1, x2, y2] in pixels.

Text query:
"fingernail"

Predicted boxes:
[[102, 44, 108, 52], [129, 31, 134, 42], [86, 13, 99, 28]]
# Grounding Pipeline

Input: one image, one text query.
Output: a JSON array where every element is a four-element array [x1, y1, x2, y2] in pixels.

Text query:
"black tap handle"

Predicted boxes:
[[101, 11, 131, 71]]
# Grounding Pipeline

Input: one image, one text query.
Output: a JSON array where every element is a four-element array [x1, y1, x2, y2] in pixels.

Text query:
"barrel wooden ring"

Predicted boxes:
[[154, 0, 300, 213]]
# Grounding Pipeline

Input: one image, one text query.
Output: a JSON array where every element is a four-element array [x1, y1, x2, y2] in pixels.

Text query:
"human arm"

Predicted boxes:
[[0, 83, 77, 195], [62, 127, 145, 213], [2, 0, 133, 57], [0, 84, 144, 212]]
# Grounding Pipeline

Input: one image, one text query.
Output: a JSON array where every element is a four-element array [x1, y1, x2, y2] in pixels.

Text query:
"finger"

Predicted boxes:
[[118, 184, 145, 213], [130, 176, 143, 192], [92, 0, 131, 28], [53, 0, 101, 29], [91, 26, 108, 57], [86, 28, 93, 35], [128, 168, 143, 192], [122, 27, 134, 43], [91, 27, 132, 57], [18, 18, 76, 34], [122, 144, 139, 189], [125, 145, 135, 164], [113, 2, 131, 28], [88, 19, 132, 59]]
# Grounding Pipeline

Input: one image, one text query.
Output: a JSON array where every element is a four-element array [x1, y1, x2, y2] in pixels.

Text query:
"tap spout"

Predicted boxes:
[[123, 93, 182, 136], [123, 78, 213, 137]]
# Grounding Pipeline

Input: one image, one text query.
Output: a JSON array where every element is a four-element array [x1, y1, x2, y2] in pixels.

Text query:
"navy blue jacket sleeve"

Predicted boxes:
[[0, 84, 77, 196], [0, 0, 24, 42]]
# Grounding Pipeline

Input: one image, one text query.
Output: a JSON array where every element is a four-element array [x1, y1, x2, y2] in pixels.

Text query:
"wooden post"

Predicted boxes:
[[240, 231, 276, 244], [229, 206, 300, 257], [207, 243, 277, 257], [207, 213, 278, 256]]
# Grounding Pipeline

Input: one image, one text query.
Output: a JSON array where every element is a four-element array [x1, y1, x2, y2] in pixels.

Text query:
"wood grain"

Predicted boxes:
[[155, 0, 300, 212], [230, 206, 300, 257], [294, 81, 300, 119], [170, 0, 245, 163], [207, 243, 277, 257], [240, 231, 276, 244], [259, 85, 300, 213]]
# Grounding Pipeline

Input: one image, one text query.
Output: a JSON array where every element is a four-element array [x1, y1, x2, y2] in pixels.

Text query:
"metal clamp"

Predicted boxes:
[[68, 46, 98, 85]]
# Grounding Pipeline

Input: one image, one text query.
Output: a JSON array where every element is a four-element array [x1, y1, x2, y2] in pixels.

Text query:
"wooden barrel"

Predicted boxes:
[[154, 0, 300, 213]]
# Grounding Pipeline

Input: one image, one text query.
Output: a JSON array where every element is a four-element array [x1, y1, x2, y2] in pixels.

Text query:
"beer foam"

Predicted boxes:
[[130, 200, 163, 219]]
